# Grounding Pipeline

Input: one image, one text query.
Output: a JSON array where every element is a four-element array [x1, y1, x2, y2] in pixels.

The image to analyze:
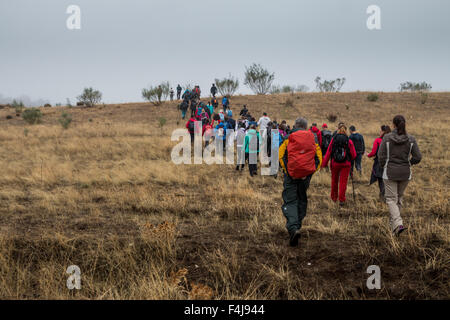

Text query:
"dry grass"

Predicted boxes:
[[0, 92, 448, 299]]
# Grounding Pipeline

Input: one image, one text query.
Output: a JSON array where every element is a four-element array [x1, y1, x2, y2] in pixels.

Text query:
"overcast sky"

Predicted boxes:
[[1, 0, 449, 105]]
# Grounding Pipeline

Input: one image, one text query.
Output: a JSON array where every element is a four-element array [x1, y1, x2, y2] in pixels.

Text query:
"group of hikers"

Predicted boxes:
[[176, 87, 422, 246], [278, 115, 421, 246]]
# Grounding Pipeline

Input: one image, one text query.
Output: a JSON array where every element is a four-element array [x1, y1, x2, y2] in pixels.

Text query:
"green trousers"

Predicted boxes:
[[281, 174, 312, 236]]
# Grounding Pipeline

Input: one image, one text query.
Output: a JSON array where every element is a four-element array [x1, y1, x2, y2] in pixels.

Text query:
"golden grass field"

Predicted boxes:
[[0, 92, 448, 299]]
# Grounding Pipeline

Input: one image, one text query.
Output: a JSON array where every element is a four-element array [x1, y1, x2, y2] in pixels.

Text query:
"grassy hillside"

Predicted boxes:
[[0, 92, 448, 299]]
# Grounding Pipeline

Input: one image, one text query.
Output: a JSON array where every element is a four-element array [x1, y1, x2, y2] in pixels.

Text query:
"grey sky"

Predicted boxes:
[[1, 0, 449, 105]]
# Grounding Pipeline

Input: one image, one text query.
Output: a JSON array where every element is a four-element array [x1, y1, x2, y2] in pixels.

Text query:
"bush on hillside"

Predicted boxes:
[[367, 93, 379, 102], [399, 81, 432, 92], [58, 111, 72, 129], [22, 108, 42, 124], [142, 82, 170, 106], [326, 113, 338, 123]]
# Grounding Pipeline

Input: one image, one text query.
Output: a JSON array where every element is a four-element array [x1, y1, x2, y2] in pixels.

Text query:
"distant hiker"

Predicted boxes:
[[226, 111, 236, 131], [367, 125, 391, 200], [193, 86, 201, 99], [182, 89, 191, 101], [170, 88, 174, 101], [235, 122, 246, 171], [240, 105, 249, 117], [349, 125, 365, 175], [206, 102, 214, 117], [279, 123, 288, 140], [279, 117, 322, 247], [190, 100, 197, 117], [309, 123, 322, 147], [176, 84, 182, 100], [322, 124, 357, 206], [203, 119, 214, 148], [186, 116, 197, 143], [179, 100, 189, 119], [222, 96, 230, 112], [378, 115, 422, 236], [332, 122, 345, 138], [218, 110, 225, 123], [248, 117, 258, 128], [211, 97, 219, 110], [210, 84, 218, 97], [214, 121, 227, 151], [258, 113, 271, 136], [244, 125, 260, 177], [321, 124, 332, 162]]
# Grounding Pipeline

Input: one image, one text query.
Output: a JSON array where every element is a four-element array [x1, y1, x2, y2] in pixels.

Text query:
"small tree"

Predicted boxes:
[[142, 82, 170, 106], [244, 63, 275, 95], [295, 85, 310, 93], [12, 99, 24, 114], [59, 111, 72, 129], [315, 77, 346, 92], [399, 81, 432, 92], [77, 87, 102, 107], [22, 108, 42, 124], [270, 85, 281, 94], [215, 74, 239, 97]]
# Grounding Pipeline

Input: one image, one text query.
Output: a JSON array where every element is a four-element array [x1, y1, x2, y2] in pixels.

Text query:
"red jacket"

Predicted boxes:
[[186, 118, 196, 133], [322, 136, 357, 168], [310, 126, 323, 147], [367, 137, 383, 158]]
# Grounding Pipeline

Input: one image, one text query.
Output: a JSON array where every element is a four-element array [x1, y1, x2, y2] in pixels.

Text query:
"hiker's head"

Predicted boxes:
[[380, 125, 391, 138], [338, 122, 344, 129], [263, 112, 267, 116], [322, 123, 328, 129], [251, 117, 256, 122], [312, 123, 317, 128], [280, 124, 287, 131], [393, 115, 407, 135], [337, 124, 347, 135], [349, 125, 356, 133], [281, 120, 287, 125], [294, 117, 308, 130]]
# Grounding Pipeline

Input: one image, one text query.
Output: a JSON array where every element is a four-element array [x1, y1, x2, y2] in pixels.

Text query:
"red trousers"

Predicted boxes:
[[330, 162, 351, 203]]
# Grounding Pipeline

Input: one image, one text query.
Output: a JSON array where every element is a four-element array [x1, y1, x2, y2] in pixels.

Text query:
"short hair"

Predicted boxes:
[[349, 125, 356, 132], [294, 117, 308, 129], [263, 112, 267, 116], [312, 123, 317, 127]]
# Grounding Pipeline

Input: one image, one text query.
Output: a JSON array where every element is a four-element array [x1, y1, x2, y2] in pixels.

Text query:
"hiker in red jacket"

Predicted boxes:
[[322, 124, 357, 206], [367, 125, 391, 200], [186, 117, 197, 143], [310, 123, 322, 148]]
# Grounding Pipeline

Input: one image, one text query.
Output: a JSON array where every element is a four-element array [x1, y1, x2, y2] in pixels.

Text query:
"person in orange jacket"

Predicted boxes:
[[322, 124, 357, 206]]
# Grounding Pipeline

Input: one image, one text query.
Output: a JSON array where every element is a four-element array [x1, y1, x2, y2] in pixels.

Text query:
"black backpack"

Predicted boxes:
[[331, 134, 350, 163], [188, 120, 195, 132], [322, 130, 332, 150]]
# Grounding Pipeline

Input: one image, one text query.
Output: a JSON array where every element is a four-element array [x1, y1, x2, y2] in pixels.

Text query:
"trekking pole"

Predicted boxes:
[[351, 171, 356, 202]]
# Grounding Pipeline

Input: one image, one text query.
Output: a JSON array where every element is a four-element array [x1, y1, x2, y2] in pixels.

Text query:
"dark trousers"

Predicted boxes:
[[245, 152, 258, 176], [351, 153, 363, 174], [377, 178, 385, 197], [281, 174, 312, 236], [177, 92, 181, 100]]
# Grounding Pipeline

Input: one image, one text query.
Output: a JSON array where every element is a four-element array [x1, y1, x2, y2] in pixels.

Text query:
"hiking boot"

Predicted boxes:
[[235, 166, 240, 171], [394, 225, 407, 236], [289, 230, 301, 247]]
